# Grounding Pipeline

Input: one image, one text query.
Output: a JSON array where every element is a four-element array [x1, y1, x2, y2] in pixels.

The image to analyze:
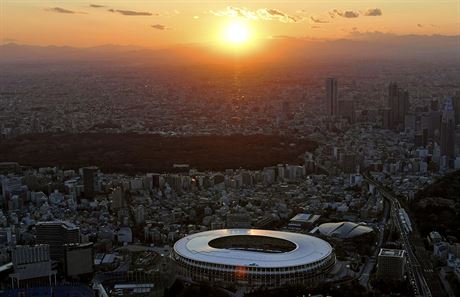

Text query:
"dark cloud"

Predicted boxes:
[[364, 8, 382, 16], [151, 24, 171, 30], [226, 6, 246, 18], [343, 11, 359, 18], [310, 25, 321, 29], [265, 8, 284, 17], [90, 4, 105, 8], [333, 9, 360, 18], [46, 7, 76, 14], [310, 16, 330, 24], [108, 9, 156, 16], [417, 24, 423, 28], [262, 8, 298, 22]]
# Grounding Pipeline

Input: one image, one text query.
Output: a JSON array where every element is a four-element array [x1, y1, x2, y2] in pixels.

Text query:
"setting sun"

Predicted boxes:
[[224, 21, 250, 44]]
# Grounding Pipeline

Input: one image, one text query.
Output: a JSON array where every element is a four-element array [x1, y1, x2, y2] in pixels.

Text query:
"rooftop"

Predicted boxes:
[[173, 229, 333, 268], [318, 222, 373, 239], [379, 248, 405, 257]]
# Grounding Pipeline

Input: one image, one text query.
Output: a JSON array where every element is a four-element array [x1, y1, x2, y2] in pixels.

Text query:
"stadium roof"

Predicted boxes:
[[318, 222, 373, 239], [173, 229, 332, 268]]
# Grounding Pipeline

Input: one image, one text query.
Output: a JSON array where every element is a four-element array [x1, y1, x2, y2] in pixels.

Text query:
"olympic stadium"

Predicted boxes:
[[172, 229, 336, 288]]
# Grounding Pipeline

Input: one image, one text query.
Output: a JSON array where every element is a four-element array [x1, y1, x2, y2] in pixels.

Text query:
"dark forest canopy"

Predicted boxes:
[[411, 170, 460, 240], [0, 133, 316, 174]]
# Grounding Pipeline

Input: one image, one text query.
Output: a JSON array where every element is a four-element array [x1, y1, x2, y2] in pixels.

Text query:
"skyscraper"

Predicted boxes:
[[398, 90, 410, 123], [388, 82, 399, 103], [431, 110, 442, 141], [388, 82, 410, 130], [388, 82, 399, 129], [325, 78, 338, 116], [440, 97, 456, 160], [453, 92, 460, 125]]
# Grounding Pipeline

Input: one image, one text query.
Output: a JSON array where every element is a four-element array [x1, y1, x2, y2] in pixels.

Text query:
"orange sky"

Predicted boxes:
[[1, 0, 459, 48]]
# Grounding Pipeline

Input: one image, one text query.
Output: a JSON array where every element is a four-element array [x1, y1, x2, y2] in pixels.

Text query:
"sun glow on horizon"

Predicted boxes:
[[214, 20, 265, 58], [223, 21, 251, 45]]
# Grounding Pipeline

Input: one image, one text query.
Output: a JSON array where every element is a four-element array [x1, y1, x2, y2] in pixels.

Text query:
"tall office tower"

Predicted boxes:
[[422, 128, 428, 146], [431, 110, 442, 141], [440, 97, 456, 160], [82, 166, 98, 199], [377, 248, 406, 280], [388, 82, 410, 130], [388, 82, 399, 129], [338, 100, 355, 123], [36, 221, 80, 262], [453, 92, 460, 125], [388, 82, 399, 105], [421, 114, 433, 138], [398, 90, 410, 123], [325, 78, 338, 116]]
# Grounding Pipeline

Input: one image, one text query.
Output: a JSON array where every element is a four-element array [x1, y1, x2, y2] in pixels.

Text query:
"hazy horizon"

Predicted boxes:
[[1, 32, 459, 65], [3, 0, 459, 66]]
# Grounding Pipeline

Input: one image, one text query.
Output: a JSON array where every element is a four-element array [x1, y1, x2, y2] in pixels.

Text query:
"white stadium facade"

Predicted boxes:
[[172, 229, 336, 288]]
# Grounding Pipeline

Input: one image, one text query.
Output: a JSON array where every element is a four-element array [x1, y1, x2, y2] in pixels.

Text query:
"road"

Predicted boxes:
[[363, 174, 435, 297], [358, 198, 389, 289]]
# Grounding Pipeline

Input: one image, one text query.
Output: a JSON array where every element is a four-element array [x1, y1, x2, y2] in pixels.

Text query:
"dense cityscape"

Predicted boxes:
[[1, 1, 460, 296], [0, 59, 459, 297]]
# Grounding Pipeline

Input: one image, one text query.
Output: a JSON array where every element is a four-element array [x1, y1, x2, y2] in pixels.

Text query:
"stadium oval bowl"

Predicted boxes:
[[172, 229, 336, 288]]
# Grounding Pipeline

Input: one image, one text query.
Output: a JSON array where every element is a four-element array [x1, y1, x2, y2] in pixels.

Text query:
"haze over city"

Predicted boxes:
[[0, 1, 460, 297], [1, 0, 459, 63]]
